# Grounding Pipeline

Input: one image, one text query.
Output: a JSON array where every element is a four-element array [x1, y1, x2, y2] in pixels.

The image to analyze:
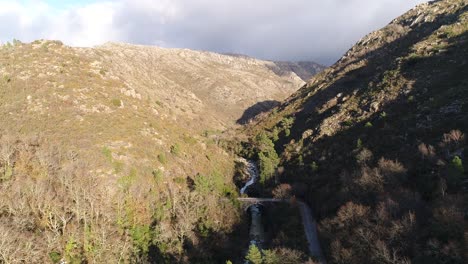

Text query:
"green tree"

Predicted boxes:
[[258, 150, 279, 184], [263, 249, 280, 264], [246, 244, 263, 264], [451, 156, 464, 174], [447, 156, 464, 189], [280, 117, 295, 129], [254, 132, 280, 184], [271, 127, 280, 142], [254, 132, 275, 153]]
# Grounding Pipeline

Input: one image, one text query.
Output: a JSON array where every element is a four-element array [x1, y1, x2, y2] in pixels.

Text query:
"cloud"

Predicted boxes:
[[0, 0, 428, 64]]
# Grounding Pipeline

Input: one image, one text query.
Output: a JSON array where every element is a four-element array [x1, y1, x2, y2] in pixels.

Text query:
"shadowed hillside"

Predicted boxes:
[[237, 0, 467, 263]]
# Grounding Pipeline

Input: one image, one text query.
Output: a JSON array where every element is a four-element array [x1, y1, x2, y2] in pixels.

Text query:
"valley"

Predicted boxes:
[[0, 0, 467, 263]]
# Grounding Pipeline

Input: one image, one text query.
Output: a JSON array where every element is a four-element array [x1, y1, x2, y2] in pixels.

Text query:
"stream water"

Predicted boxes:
[[239, 159, 265, 251], [240, 160, 259, 195]]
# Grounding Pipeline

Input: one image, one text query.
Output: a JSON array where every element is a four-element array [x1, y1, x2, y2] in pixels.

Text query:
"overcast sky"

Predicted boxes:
[[0, 0, 429, 65]]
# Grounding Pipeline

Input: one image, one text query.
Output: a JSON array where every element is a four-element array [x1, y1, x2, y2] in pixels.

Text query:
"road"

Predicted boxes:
[[237, 197, 326, 264]]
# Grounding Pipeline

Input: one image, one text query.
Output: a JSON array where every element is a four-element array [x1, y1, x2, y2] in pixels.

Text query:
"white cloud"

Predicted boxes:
[[0, 0, 429, 64]]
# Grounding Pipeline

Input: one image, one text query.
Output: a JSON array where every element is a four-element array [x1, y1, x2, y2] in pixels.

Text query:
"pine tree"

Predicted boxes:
[[246, 244, 263, 264]]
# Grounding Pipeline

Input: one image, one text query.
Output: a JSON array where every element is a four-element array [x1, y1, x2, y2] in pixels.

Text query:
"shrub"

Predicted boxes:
[[450, 156, 464, 174], [3, 74, 11, 83], [356, 148, 373, 164], [152, 169, 163, 184], [280, 117, 295, 129], [0, 164, 13, 181], [440, 130, 465, 150], [157, 153, 167, 164], [170, 144, 181, 156], [343, 120, 354, 126], [378, 158, 407, 186], [418, 143, 435, 159], [49, 251, 61, 263], [271, 127, 280, 142], [311, 161, 319, 172], [405, 53, 423, 66], [102, 147, 112, 162], [130, 225, 153, 255], [111, 98, 122, 107], [336, 202, 369, 224], [356, 166, 384, 192], [447, 156, 464, 189], [272, 183, 292, 199], [357, 138, 363, 149], [365, 122, 373, 128], [173, 177, 185, 185]]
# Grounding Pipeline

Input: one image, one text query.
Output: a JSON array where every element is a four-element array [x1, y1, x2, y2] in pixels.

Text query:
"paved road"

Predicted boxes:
[[237, 197, 326, 263]]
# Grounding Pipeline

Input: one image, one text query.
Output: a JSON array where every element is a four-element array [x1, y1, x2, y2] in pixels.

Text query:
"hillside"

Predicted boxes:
[[239, 0, 467, 263], [273, 61, 326, 82], [0, 41, 321, 263]]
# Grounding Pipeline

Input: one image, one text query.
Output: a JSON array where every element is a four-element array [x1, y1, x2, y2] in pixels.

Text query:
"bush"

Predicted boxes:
[[111, 98, 122, 107], [3, 74, 11, 83], [311, 161, 319, 172], [447, 156, 464, 189], [342, 120, 354, 126], [356, 138, 363, 149], [280, 117, 295, 129], [272, 183, 292, 199], [406, 53, 423, 64], [450, 156, 464, 174], [157, 153, 167, 164], [152, 169, 163, 184], [48, 251, 61, 263], [130, 225, 153, 255], [356, 148, 373, 164], [170, 144, 181, 156]]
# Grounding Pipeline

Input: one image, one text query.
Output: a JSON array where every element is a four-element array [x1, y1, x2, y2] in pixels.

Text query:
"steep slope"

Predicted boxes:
[[0, 41, 313, 263], [241, 0, 467, 263], [273, 61, 326, 82]]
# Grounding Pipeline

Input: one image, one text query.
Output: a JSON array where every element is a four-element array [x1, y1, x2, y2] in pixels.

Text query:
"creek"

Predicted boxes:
[[239, 160, 265, 250]]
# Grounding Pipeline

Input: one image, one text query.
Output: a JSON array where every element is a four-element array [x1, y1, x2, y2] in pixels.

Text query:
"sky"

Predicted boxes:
[[0, 0, 429, 65]]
